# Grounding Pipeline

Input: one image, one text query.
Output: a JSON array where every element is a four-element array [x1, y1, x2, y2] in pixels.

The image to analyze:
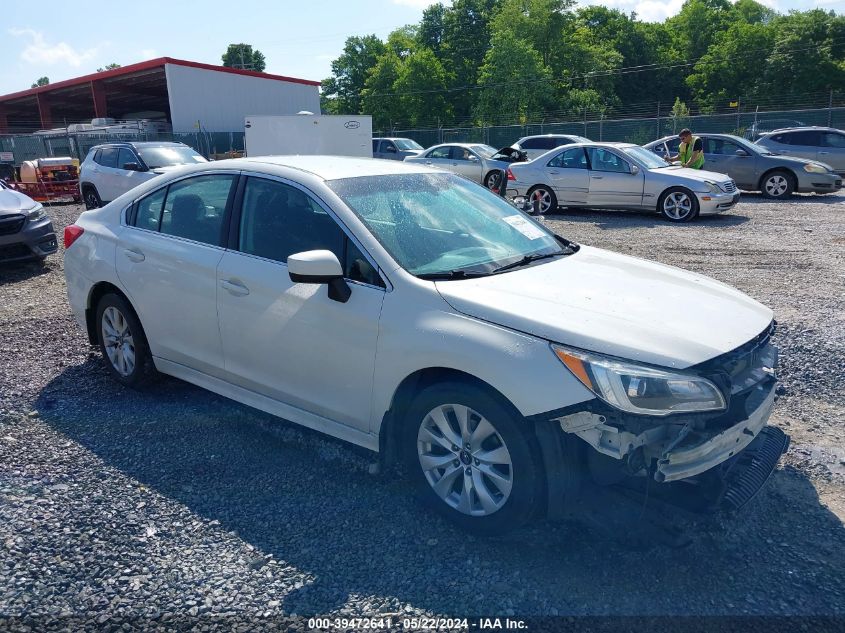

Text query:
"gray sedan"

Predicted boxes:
[[645, 133, 841, 198], [0, 181, 58, 263], [755, 127, 845, 177], [506, 142, 739, 222], [404, 143, 514, 191]]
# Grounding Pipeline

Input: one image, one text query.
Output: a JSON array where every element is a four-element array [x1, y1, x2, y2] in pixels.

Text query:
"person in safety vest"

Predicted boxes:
[[670, 128, 704, 169]]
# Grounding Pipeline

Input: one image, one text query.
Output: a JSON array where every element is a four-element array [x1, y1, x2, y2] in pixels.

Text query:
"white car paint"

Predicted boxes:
[[64, 155, 779, 494]]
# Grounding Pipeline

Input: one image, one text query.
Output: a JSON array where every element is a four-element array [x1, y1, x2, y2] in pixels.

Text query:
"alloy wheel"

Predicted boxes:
[[663, 191, 693, 220], [530, 188, 553, 214], [486, 172, 502, 191], [765, 174, 788, 197], [101, 306, 136, 376], [417, 404, 513, 517]]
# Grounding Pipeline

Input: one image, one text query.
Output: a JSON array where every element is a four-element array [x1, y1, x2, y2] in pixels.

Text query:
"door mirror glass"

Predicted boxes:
[[630, 164, 640, 175], [735, 149, 749, 157], [385, 145, 397, 153], [468, 154, 479, 161]]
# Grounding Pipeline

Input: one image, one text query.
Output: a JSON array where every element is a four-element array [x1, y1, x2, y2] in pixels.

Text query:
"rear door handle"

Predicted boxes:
[[819, 151, 830, 155], [549, 170, 559, 175], [591, 175, 603, 179], [123, 248, 145, 263], [220, 279, 249, 296]]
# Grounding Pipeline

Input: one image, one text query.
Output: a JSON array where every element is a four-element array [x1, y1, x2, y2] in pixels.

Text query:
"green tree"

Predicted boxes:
[[221, 43, 266, 72], [31, 76, 49, 88], [321, 35, 385, 114], [666, 0, 733, 65], [361, 51, 404, 129], [394, 48, 452, 126], [418, 3, 447, 55], [97, 63, 122, 72], [474, 31, 554, 124]]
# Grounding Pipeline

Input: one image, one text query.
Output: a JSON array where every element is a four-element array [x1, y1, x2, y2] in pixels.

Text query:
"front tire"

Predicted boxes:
[[526, 185, 558, 214], [404, 381, 542, 535], [659, 187, 699, 222], [95, 293, 156, 387], [760, 170, 795, 199]]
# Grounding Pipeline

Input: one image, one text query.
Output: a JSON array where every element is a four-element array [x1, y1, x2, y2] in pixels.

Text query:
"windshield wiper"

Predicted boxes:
[[416, 269, 491, 280], [490, 251, 566, 274]]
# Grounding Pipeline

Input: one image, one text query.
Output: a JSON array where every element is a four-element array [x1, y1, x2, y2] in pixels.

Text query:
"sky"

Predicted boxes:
[[2, 0, 843, 97]]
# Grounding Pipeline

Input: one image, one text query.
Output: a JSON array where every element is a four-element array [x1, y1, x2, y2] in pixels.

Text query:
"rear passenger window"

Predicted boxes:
[[97, 148, 119, 168], [428, 147, 451, 159], [783, 131, 822, 146], [823, 132, 845, 148], [238, 177, 383, 287], [159, 175, 235, 245], [520, 138, 544, 150], [134, 187, 166, 230]]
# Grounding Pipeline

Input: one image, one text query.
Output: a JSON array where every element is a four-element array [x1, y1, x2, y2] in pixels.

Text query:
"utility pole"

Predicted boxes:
[[829, 89, 834, 127], [656, 101, 661, 138]]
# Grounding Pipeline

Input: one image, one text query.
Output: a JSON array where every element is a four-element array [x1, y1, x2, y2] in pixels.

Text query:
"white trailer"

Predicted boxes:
[[244, 114, 373, 158]]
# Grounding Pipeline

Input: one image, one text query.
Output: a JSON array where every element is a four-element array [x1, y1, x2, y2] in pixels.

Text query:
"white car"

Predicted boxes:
[[63, 156, 788, 533], [512, 134, 590, 160], [79, 141, 207, 209]]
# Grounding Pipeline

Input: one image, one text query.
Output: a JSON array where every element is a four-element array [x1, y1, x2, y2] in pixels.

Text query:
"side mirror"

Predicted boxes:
[[123, 162, 146, 172], [735, 149, 749, 157], [385, 146, 397, 153], [468, 154, 479, 161], [288, 250, 351, 303], [630, 164, 640, 175]]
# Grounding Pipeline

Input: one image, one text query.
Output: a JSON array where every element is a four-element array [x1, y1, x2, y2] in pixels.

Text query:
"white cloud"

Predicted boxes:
[[140, 48, 158, 59], [9, 28, 100, 67], [577, 0, 683, 21]]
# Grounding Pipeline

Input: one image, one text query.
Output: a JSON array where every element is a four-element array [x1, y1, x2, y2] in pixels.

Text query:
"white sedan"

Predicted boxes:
[[63, 156, 788, 534]]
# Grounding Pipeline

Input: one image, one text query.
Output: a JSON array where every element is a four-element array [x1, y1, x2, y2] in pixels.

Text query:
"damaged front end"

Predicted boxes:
[[546, 323, 790, 514]]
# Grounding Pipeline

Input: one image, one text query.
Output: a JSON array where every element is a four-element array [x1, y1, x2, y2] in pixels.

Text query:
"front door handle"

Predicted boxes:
[[123, 248, 145, 263], [819, 151, 830, 155], [549, 170, 559, 175], [220, 279, 249, 296], [591, 175, 603, 179]]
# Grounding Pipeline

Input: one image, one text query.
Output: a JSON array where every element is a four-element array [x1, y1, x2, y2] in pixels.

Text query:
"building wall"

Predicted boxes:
[[165, 64, 320, 133]]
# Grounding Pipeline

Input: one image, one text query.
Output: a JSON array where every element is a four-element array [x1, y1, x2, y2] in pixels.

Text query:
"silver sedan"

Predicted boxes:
[[506, 142, 739, 222], [404, 143, 515, 191]]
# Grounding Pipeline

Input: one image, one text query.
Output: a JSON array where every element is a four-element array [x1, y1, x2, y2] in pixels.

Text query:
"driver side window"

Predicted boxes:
[[587, 148, 630, 173]]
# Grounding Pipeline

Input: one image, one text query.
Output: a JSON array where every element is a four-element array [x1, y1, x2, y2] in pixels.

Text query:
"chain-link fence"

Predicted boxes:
[[377, 105, 845, 149], [0, 130, 246, 166]]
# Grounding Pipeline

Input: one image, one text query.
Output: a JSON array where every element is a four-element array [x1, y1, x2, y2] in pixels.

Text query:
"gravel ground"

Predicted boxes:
[[1, 196, 844, 629]]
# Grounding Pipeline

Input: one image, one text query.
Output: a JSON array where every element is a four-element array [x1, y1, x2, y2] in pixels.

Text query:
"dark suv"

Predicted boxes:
[[79, 141, 207, 209]]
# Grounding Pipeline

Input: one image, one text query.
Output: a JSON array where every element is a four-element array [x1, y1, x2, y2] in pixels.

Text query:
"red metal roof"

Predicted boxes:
[[0, 57, 320, 103]]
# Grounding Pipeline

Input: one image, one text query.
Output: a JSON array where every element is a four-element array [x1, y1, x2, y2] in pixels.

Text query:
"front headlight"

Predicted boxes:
[[552, 345, 726, 416], [26, 203, 45, 222], [703, 180, 721, 194], [803, 163, 828, 174]]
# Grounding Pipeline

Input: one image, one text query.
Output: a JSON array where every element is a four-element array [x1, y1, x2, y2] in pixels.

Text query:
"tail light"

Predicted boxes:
[[506, 168, 515, 181], [64, 225, 84, 249]]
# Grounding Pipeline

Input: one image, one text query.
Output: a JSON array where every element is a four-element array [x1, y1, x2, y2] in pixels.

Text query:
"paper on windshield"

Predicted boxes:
[[503, 215, 546, 240]]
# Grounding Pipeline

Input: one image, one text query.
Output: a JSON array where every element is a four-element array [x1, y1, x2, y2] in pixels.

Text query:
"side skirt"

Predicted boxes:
[[154, 357, 380, 453]]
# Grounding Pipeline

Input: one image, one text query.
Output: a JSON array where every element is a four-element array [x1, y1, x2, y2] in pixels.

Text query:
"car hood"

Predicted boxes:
[[652, 165, 733, 183], [400, 149, 423, 156], [0, 187, 37, 214], [434, 245, 773, 369]]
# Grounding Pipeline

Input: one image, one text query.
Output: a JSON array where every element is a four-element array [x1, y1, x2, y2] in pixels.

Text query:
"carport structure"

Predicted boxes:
[[0, 57, 320, 133]]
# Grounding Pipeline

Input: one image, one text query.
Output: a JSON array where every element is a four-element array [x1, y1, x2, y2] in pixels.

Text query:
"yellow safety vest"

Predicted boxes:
[[679, 136, 705, 169]]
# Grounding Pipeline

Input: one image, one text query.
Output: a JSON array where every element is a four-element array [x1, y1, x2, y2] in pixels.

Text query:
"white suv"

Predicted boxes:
[[63, 156, 788, 534], [79, 141, 207, 209]]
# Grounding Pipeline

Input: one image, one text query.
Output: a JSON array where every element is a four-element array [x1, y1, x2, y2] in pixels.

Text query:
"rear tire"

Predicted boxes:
[[404, 381, 542, 535], [484, 170, 503, 192], [658, 187, 699, 222], [95, 293, 156, 388], [760, 170, 795, 199], [526, 185, 558, 214], [82, 186, 102, 210]]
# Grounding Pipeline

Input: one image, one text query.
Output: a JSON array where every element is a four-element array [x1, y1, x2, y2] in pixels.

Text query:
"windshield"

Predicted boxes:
[[472, 144, 497, 157], [622, 146, 670, 168], [395, 139, 423, 150], [328, 173, 564, 277], [137, 146, 208, 169]]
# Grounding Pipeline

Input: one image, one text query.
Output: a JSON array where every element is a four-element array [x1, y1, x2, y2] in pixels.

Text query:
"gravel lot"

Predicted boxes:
[[1, 195, 844, 628]]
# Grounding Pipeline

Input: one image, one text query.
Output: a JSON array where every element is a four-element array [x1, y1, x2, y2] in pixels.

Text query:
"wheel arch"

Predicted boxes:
[[378, 367, 524, 469], [758, 167, 796, 192], [84, 281, 135, 345]]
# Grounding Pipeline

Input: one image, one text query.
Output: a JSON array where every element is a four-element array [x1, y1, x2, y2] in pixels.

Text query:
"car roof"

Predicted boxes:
[[519, 134, 583, 139], [214, 155, 443, 180], [427, 142, 490, 148], [90, 141, 189, 150], [760, 126, 840, 135]]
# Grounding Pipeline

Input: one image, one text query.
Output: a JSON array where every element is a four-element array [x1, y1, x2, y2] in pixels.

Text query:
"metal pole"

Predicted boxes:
[[583, 106, 587, 136], [829, 90, 834, 127], [736, 98, 741, 134], [656, 101, 661, 138]]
